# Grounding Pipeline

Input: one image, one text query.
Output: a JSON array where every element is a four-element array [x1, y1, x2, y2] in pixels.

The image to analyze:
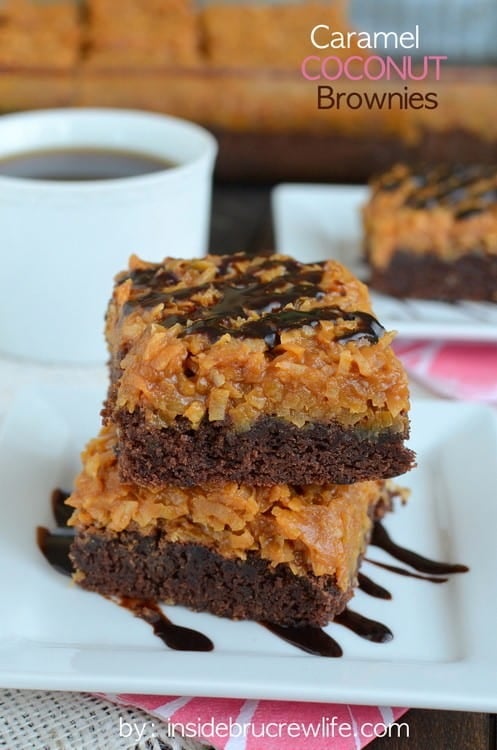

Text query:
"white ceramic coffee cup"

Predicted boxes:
[[0, 108, 217, 364]]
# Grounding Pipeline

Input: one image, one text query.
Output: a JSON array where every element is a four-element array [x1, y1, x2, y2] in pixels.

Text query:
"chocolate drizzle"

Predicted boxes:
[[37, 489, 75, 576], [334, 608, 393, 643], [36, 527, 74, 577], [357, 572, 392, 600], [371, 521, 469, 575], [118, 597, 213, 652], [365, 558, 449, 584], [128, 267, 179, 290], [379, 164, 497, 219], [123, 256, 385, 347], [262, 622, 343, 658], [51, 488, 72, 527]]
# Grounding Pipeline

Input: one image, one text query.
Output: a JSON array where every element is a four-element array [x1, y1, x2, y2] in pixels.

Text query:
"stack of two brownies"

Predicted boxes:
[[67, 253, 414, 627]]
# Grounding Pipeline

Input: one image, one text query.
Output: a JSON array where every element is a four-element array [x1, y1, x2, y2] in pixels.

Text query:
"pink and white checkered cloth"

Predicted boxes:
[[394, 340, 497, 403]]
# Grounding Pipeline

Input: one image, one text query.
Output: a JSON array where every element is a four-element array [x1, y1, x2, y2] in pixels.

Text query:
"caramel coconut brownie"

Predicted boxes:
[[201, 1, 360, 70], [84, 0, 200, 68], [67, 425, 402, 626], [0, 0, 80, 69], [364, 163, 497, 301], [104, 253, 414, 487]]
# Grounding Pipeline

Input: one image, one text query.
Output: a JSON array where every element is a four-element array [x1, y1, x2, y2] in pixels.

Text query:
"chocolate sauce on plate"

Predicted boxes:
[[118, 598, 213, 652], [371, 521, 469, 575], [262, 622, 343, 658], [357, 572, 392, 600], [51, 488, 72, 527], [365, 558, 449, 584], [334, 608, 393, 644], [36, 527, 74, 577]]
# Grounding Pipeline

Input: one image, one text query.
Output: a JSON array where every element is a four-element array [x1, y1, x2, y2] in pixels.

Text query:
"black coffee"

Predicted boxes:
[[0, 147, 176, 181]]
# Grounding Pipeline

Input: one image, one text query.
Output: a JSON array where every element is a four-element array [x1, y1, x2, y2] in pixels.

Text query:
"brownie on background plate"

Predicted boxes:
[[363, 163, 497, 302]]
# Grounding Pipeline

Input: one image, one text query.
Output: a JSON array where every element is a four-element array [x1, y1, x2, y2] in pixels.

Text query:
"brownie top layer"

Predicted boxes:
[[373, 163, 497, 214], [364, 163, 497, 267], [118, 253, 384, 346], [67, 423, 402, 587], [106, 253, 411, 433]]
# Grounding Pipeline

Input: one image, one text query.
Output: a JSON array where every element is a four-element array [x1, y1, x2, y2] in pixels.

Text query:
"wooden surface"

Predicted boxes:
[[209, 184, 274, 255], [369, 711, 495, 750], [208, 182, 496, 750]]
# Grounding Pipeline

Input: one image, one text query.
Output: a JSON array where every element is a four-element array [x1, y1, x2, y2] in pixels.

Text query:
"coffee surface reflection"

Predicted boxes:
[[0, 147, 175, 181]]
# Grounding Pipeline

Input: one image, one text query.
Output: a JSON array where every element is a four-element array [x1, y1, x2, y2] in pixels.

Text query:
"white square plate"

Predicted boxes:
[[272, 184, 497, 342], [0, 384, 496, 711]]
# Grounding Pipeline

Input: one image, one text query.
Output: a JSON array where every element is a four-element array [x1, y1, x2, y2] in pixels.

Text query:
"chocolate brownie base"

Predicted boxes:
[[116, 410, 415, 487], [369, 250, 497, 302], [70, 528, 352, 627]]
